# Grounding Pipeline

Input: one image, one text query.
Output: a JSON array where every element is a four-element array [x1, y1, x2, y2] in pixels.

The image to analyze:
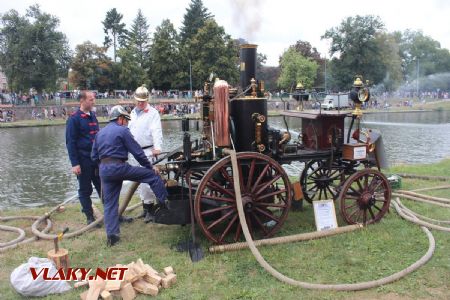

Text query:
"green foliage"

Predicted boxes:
[[102, 8, 127, 62], [277, 47, 318, 89], [290, 40, 326, 88], [149, 19, 180, 90], [395, 30, 450, 80], [70, 41, 112, 91], [128, 9, 151, 68], [179, 0, 212, 45], [322, 15, 385, 89], [185, 19, 239, 89], [0, 5, 71, 92], [115, 47, 149, 89]]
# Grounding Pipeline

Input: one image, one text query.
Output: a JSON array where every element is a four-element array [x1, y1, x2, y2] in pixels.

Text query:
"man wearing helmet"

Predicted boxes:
[[128, 85, 163, 223], [91, 105, 168, 246]]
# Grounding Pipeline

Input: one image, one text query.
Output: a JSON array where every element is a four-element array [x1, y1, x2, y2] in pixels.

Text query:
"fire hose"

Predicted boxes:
[[225, 149, 440, 291]]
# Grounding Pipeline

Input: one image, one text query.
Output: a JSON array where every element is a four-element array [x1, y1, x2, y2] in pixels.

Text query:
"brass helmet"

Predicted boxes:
[[296, 82, 304, 90], [134, 84, 149, 101], [353, 77, 363, 87]]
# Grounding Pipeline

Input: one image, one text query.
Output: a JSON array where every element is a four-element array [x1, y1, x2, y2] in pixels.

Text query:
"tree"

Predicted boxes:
[[179, 0, 212, 44], [116, 47, 149, 89], [374, 32, 403, 91], [0, 5, 71, 92], [395, 30, 450, 80], [128, 9, 151, 67], [102, 8, 127, 62], [185, 19, 239, 89], [149, 19, 180, 90], [70, 41, 112, 91], [322, 15, 385, 89], [289, 40, 325, 88], [277, 47, 318, 89]]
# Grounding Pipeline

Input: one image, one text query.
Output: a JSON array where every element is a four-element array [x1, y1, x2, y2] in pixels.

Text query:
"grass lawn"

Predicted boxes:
[[0, 160, 449, 299]]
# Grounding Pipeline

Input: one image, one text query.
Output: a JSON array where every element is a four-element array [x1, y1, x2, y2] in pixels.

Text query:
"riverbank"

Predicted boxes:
[[0, 159, 449, 299], [1, 104, 449, 128], [0, 113, 202, 128]]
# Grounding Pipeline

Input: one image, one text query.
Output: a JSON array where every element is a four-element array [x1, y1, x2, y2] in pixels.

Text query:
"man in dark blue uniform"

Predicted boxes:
[[91, 106, 168, 246], [65, 91, 101, 224]]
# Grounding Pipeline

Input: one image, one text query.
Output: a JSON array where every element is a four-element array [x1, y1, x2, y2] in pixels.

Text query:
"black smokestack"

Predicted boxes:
[[239, 44, 257, 93]]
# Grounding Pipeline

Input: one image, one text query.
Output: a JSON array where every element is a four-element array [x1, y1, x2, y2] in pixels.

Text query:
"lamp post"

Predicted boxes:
[[189, 59, 193, 99]]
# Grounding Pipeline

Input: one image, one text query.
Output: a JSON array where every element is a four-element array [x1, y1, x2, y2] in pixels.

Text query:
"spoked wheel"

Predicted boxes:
[[194, 152, 292, 244], [339, 168, 391, 225], [300, 160, 344, 203]]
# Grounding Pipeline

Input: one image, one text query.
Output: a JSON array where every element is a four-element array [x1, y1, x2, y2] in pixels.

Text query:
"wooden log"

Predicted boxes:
[[143, 272, 162, 286], [104, 279, 122, 291], [74, 281, 89, 288], [47, 248, 69, 272], [120, 282, 137, 300], [132, 279, 159, 296], [163, 266, 174, 275], [161, 273, 177, 288], [79, 290, 88, 300], [100, 290, 113, 300], [86, 277, 105, 300]]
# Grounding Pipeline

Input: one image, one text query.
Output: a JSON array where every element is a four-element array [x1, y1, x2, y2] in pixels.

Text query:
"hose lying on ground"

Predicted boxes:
[[0, 225, 25, 248], [0, 216, 52, 252], [397, 173, 450, 182], [412, 184, 450, 192], [226, 149, 436, 291]]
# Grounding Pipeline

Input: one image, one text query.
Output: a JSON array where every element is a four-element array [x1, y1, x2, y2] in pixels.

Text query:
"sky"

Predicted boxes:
[[1, 0, 450, 66]]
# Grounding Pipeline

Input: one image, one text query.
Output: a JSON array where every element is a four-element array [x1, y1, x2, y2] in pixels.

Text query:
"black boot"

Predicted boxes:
[[107, 234, 120, 247], [119, 215, 134, 223], [137, 203, 151, 219], [86, 212, 95, 225], [144, 204, 155, 223]]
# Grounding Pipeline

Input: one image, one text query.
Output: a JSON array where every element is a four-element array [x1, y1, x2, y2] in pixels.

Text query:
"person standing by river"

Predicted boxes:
[[128, 85, 163, 223], [65, 91, 101, 225]]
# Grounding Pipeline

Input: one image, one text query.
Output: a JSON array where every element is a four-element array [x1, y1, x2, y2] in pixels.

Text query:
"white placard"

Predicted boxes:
[[313, 200, 338, 231], [353, 146, 367, 160]]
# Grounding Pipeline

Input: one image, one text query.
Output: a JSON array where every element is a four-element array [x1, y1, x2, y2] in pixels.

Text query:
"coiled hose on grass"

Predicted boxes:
[[226, 149, 437, 291]]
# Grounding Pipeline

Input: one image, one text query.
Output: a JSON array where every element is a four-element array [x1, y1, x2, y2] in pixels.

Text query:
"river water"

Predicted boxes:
[[0, 111, 449, 209]]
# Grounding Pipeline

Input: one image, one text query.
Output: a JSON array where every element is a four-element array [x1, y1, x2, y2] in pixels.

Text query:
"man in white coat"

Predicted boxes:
[[128, 85, 163, 223]]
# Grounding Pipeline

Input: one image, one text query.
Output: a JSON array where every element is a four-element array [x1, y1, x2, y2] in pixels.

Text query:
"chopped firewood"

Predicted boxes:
[[79, 290, 88, 300], [120, 282, 137, 300], [132, 279, 159, 296], [130, 262, 146, 277], [74, 280, 89, 288], [86, 277, 106, 300], [163, 266, 174, 275], [100, 290, 113, 300], [143, 263, 158, 275], [143, 272, 162, 286], [104, 279, 122, 291], [161, 273, 177, 289]]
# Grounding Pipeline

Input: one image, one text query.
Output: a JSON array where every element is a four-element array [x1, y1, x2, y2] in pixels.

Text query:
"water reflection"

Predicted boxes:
[[0, 111, 448, 208]]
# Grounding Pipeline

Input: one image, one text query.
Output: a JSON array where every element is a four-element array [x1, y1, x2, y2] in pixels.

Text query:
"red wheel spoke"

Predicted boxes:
[[373, 204, 382, 212], [201, 205, 235, 216], [349, 186, 361, 195], [368, 207, 376, 220], [218, 214, 238, 243], [220, 168, 232, 185], [255, 202, 287, 208], [363, 209, 367, 224], [344, 202, 358, 210], [257, 188, 287, 201], [356, 179, 364, 192], [206, 181, 235, 198], [348, 208, 360, 220], [252, 164, 270, 190], [201, 194, 235, 203], [255, 207, 280, 223], [206, 209, 235, 230], [364, 174, 369, 190], [252, 213, 269, 235], [246, 159, 256, 191], [255, 174, 282, 196]]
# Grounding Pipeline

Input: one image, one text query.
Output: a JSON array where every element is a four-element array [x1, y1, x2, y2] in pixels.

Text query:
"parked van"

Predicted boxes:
[[321, 93, 349, 110]]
